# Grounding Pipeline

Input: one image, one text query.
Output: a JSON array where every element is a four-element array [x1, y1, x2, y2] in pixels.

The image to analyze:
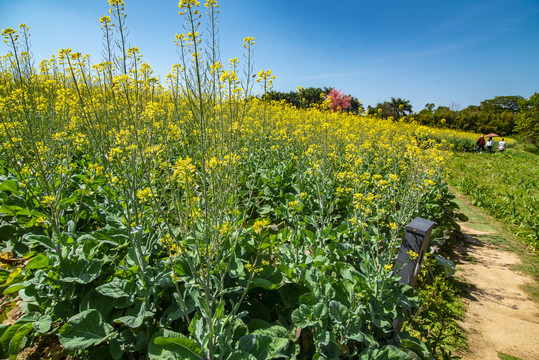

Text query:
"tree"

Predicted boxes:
[[263, 87, 363, 114], [480, 96, 523, 114], [424, 103, 435, 112], [367, 97, 412, 120], [516, 93, 539, 148], [326, 88, 352, 112], [390, 97, 413, 118]]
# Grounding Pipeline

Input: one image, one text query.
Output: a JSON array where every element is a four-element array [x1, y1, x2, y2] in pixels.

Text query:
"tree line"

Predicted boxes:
[[262, 89, 538, 148]]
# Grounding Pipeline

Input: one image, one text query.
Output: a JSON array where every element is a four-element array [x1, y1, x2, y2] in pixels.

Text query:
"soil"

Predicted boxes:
[[453, 191, 539, 360]]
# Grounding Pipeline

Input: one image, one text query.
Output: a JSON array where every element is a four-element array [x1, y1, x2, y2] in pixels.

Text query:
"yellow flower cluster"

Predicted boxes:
[[252, 218, 270, 234]]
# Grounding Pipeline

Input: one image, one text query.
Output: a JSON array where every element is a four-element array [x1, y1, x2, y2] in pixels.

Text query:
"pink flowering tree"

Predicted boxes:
[[326, 88, 352, 112]]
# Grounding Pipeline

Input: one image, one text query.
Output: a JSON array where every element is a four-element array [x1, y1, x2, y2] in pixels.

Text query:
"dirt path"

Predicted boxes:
[[452, 191, 539, 360]]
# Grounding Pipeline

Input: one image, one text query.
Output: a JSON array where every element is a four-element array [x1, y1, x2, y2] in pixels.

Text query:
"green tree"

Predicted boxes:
[[390, 97, 413, 118], [424, 103, 435, 112], [368, 97, 412, 119], [516, 93, 539, 148], [480, 95, 523, 114]]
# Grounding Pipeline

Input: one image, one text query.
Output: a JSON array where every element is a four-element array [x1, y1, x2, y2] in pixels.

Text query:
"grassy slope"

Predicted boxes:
[[445, 148, 539, 253]]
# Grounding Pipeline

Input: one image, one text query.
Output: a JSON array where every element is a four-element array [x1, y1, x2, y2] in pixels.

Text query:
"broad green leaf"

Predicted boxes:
[[96, 278, 134, 298], [228, 257, 244, 278], [378, 345, 414, 359], [314, 329, 330, 346], [291, 304, 316, 328], [329, 300, 348, 324], [3, 282, 29, 295], [0, 180, 18, 194], [23, 234, 55, 251], [109, 338, 124, 360], [345, 317, 364, 342], [59, 309, 114, 351], [33, 315, 52, 333], [0, 224, 17, 242], [0, 205, 19, 217], [312, 302, 328, 320], [434, 255, 456, 277], [238, 325, 289, 359], [60, 259, 102, 284], [0, 324, 7, 358], [154, 337, 202, 357], [360, 344, 413, 360], [0, 323, 25, 353], [8, 322, 33, 360], [5, 268, 21, 285], [93, 226, 129, 245], [148, 333, 202, 360], [250, 277, 279, 290], [226, 350, 257, 360], [397, 331, 434, 360], [115, 302, 152, 328], [80, 290, 114, 318], [25, 254, 50, 270]]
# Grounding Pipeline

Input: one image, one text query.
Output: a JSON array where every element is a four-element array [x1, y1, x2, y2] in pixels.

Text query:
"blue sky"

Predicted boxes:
[[1, 0, 538, 111]]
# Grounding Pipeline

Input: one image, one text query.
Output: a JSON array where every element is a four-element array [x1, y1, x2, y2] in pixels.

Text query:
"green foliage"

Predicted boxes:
[[480, 96, 522, 114], [447, 150, 539, 252], [264, 86, 364, 114], [0, 2, 464, 359], [515, 93, 539, 148], [404, 96, 523, 136], [403, 255, 467, 359], [367, 97, 413, 119]]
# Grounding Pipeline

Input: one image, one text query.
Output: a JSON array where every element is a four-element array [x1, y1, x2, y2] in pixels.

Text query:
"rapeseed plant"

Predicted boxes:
[[0, 1, 465, 358]]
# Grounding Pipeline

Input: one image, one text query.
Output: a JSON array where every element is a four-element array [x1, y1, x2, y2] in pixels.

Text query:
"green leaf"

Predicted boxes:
[[0, 180, 18, 194], [378, 345, 414, 359], [360, 345, 414, 360], [59, 309, 114, 351], [109, 338, 124, 360], [0, 224, 17, 242], [80, 290, 114, 318], [115, 302, 152, 329], [5, 268, 21, 285], [150, 337, 202, 360], [0, 324, 8, 358], [329, 300, 348, 324], [226, 350, 257, 360], [238, 325, 289, 359], [228, 257, 244, 278], [26, 254, 50, 270], [312, 302, 328, 320], [291, 304, 316, 328], [0, 323, 24, 351], [33, 315, 52, 333], [434, 255, 456, 277], [96, 278, 134, 298], [8, 322, 33, 360], [397, 331, 434, 360], [345, 317, 364, 342], [60, 259, 102, 284], [3, 282, 29, 295], [250, 277, 280, 290], [23, 234, 55, 252]]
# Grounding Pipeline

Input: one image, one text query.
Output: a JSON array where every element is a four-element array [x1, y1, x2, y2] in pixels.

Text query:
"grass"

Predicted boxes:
[[497, 352, 524, 360], [446, 147, 539, 253]]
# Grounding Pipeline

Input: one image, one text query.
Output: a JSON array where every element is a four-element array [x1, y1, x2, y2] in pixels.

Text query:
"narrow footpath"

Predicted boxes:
[[452, 190, 539, 360]]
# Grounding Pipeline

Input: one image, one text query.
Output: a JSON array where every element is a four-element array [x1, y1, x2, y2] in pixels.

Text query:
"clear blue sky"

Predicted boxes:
[[1, 0, 538, 111]]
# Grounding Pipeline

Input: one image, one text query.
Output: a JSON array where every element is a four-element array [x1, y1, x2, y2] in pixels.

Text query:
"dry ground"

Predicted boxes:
[[454, 193, 539, 360]]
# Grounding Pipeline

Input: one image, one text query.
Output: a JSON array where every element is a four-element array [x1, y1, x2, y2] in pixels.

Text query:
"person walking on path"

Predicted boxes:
[[476, 135, 485, 153], [498, 138, 506, 153], [486, 137, 493, 153]]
